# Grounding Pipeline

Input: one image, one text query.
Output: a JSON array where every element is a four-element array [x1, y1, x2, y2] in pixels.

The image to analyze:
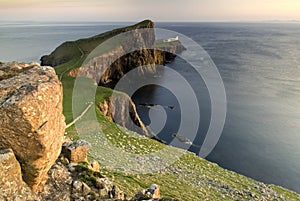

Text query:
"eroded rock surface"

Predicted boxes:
[[62, 140, 91, 163], [65, 20, 185, 88], [98, 93, 152, 137], [0, 62, 66, 192], [0, 149, 38, 201]]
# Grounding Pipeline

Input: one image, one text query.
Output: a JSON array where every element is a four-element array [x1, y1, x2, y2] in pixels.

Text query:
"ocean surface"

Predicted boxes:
[[1, 21, 300, 193]]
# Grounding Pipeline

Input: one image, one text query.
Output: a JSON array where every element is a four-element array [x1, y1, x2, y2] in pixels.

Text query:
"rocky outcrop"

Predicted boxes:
[[98, 93, 152, 137], [0, 62, 66, 192], [40, 155, 126, 200], [131, 184, 161, 200], [0, 149, 38, 201]]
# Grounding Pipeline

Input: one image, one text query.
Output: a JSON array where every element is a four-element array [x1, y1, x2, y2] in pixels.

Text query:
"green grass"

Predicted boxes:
[[47, 20, 300, 201]]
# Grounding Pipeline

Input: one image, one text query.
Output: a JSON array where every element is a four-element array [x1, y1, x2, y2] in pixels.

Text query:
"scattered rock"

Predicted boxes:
[[0, 62, 66, 192], [131, 184, 161, 200], [82, 182, 92, 195], [62, 140, 91, 163], [38, 162, 72, 201], [68, 162, 78, 172], [95, 177, 125, 200], [72, 180, 84, 192], [90, 160, 100, 172], [149, 184, 161, 198]]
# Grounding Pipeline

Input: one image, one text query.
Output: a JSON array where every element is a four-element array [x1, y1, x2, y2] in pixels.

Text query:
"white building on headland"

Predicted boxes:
[[163, 36, 179, 43]]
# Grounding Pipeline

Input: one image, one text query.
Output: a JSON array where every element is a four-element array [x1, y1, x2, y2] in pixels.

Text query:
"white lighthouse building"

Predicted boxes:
[[163, 36, 179, 43]]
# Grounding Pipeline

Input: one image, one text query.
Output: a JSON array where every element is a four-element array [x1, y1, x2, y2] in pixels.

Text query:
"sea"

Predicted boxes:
[[0, 21, 299, 193]]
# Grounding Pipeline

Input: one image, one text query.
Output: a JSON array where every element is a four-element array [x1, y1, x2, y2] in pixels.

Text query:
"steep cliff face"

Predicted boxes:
[[155, 40, 187, 64], [68, 35, 185, 88], [98, 93, 152, 137], [40, 20, 184, 138], [0, 62, 66, 192], [41, 20, 185, 88], [67, 20, 157, 87]]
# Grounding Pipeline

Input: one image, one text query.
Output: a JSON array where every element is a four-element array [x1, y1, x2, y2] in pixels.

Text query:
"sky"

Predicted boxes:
[[0, 0, 300, 22]]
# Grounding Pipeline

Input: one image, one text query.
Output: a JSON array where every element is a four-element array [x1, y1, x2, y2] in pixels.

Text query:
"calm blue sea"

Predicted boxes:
[[1, 21, 300, 193]]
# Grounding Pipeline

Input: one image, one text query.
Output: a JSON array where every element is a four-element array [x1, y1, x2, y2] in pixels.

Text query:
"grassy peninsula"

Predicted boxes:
[[41, 20, 300, 201]]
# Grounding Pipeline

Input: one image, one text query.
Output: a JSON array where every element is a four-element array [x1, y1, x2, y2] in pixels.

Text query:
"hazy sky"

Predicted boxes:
[[1, 0, 300, 21]]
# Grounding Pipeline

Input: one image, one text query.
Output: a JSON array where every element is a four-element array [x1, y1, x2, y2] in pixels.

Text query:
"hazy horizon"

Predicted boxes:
[[1, 19, 300, 23], [1, 0, 300, 22]]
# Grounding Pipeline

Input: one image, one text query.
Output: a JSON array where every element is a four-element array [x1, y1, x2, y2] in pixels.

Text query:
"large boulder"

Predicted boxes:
[[0, 149, 38, 200], [0, 62, 66, 192]]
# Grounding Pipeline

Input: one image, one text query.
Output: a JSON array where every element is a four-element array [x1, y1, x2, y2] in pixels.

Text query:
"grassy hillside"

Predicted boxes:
[[45, 21, 300, 200]]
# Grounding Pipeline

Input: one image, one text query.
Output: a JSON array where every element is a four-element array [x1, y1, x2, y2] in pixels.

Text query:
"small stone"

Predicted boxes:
[[149, 184, 160, 199], [73, 180, 83, 192], [99, 188, 108, 197], [62, 140, 91, 163], [11, 64, 22, 70], [68, 163, 78, 172], [59, 155, 70, 164], [82, 182, 91, 195], [90, 160, 100, 172], [132, 184, 160, 200], [95, 178, 107, 189]]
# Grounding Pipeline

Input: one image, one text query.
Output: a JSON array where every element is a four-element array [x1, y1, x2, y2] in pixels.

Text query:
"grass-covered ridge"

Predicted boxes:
[[43, 20, 300, 200], [41, 19, 154, 68]]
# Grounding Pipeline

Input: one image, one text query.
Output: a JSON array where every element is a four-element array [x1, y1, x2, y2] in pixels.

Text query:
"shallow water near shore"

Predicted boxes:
[[1, 21, 300, 193]]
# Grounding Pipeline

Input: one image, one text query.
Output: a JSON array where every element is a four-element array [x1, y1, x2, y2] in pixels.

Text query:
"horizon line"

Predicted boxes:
[[1, 19, 300, 23]]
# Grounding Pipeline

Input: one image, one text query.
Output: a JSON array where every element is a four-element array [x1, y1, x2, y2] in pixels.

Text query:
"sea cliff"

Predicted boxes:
[[40, 20, 184, 137], [0, 21, 298, 201]]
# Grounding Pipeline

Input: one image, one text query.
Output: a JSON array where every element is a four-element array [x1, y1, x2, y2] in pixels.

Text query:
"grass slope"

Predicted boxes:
[[48, 21, 300, 200]]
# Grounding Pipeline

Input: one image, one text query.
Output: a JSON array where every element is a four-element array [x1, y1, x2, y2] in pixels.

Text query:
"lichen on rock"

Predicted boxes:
[[0, 148, 38, 200], [0, 62, 66, 192]]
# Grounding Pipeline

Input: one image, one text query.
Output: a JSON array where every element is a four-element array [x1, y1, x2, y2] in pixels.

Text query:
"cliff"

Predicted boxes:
[[155, 40, 187, 64], [40, 20, 164, 136], [34, 21, 300, 200], [40, 20, 186, 138], [41, 20, 155, 67], [41, 20, 185, 87], [0, 62, 66, 192], [97, 92, 152, 137], [72, 41, 185, 87]]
